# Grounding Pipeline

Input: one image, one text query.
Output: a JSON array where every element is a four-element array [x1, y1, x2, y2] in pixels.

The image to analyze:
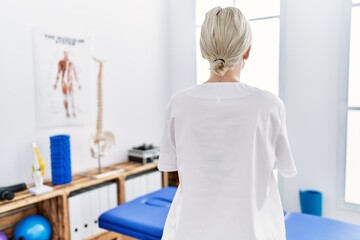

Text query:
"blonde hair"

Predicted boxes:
[[200, 7, 252, 76]]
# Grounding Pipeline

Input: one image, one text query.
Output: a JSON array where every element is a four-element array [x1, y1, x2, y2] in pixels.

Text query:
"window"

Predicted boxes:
[[345, 2, 360, 205], [196, 0, 280, 95]]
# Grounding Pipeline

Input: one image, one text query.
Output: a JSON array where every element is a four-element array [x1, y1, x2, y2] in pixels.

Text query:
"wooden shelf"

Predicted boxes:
[[0, 161, 166, 240]]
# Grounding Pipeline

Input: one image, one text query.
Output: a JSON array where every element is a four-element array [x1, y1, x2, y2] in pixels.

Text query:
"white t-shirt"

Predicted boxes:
[[158, 82, 297, 240]]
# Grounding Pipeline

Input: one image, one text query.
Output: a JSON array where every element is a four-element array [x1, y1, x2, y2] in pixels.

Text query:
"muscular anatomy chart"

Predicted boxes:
[[54, 51, 82, 118], [33, 29, 92, 128]]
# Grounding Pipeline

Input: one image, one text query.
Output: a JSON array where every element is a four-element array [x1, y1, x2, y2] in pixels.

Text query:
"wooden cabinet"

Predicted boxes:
[[167, 172, 179, 187], [0, 161, 167, 240]]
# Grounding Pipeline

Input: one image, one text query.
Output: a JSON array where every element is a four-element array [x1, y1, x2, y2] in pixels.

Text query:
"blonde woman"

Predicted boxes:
[[158, 6, 297, 240]]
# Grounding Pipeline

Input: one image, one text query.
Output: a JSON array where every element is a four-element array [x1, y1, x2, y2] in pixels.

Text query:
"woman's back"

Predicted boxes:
[[158, 82, 297, 239], [159, 6, 296, 239]]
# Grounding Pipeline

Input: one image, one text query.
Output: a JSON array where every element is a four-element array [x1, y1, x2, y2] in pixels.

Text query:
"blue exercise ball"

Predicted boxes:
[[14, 215, 51, 240]]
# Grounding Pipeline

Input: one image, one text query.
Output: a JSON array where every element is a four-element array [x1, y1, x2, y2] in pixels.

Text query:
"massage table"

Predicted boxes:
[[99, 187, 360, 240], [285, 212, 360, 240], [99, 187, 176, 240]]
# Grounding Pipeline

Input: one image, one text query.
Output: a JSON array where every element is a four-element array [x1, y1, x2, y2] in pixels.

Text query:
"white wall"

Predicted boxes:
[[0, 0, 169, 186], [167, 0, 197, 94], [279, 0, 360, 224]]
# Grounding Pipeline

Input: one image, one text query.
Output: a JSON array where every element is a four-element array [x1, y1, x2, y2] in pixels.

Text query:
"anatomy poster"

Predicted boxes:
[[32, 29, 93, 128]]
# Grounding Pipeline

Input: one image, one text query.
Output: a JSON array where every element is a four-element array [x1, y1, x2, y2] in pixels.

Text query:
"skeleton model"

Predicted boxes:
[[90, 58, 116, 173]]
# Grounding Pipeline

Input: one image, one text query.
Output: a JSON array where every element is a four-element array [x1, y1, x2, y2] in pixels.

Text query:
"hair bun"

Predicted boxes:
[[211, 59, 229, 76]]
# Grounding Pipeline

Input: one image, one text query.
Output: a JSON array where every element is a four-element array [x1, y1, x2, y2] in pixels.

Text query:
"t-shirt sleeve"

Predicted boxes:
[[274, 100, 297, 178], [157, 100, 178, 172]]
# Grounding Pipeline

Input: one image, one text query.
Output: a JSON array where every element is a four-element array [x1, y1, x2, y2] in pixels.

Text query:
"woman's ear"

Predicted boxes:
[[243, 46, 251, 60]]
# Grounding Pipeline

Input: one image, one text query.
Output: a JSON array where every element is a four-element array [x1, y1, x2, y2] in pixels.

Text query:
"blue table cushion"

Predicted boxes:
[[100, 188, 360, 240], [285, 212, 360, 240], [99, 187, 177, 239]]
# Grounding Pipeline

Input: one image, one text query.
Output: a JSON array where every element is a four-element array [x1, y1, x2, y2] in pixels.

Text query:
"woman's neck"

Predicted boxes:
[[204, 61, 243, 83]]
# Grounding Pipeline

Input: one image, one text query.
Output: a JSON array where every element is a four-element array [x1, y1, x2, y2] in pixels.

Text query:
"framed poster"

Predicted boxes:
[[32, 29, 92, 128]]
